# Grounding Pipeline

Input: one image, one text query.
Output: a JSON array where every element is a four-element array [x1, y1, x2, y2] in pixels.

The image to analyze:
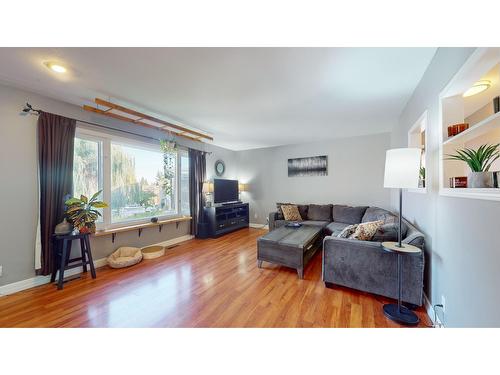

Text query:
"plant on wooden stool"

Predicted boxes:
[[65, 190, 108, 233]]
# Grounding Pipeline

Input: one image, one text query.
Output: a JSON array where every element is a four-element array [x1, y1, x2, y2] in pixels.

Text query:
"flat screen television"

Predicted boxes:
[[214, 179, 239, 204]]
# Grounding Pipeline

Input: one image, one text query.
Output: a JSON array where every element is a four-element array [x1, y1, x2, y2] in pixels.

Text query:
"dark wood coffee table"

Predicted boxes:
[[257, 225, 323, 279]]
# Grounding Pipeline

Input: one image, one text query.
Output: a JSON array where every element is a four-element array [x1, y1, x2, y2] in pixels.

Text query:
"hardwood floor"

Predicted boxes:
[[0, 228, 431, 328]]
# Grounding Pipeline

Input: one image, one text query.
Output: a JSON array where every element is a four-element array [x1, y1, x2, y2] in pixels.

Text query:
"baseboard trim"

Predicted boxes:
[[424, 293, 444, 328], [249, 223, 268, 229], [0, 234, 195, 297]]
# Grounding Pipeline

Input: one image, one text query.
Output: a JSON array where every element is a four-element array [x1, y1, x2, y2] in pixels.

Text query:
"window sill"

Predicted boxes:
[[93, 216, 192, 242]]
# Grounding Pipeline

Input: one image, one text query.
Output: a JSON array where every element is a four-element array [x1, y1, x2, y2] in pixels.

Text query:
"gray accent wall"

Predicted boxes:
[[392, 47, 500, 327], [235, 133, 392, 224]]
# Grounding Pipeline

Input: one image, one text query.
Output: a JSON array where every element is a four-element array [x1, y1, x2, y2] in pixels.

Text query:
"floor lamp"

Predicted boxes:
[[383, 148, 422, 325]]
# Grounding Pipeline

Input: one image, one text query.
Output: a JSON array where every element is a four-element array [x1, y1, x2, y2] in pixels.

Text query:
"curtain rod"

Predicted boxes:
[[21, 102, 212, 154]]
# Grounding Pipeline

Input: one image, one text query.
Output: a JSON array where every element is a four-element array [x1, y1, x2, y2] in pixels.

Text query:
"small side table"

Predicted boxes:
[[381, 241, 422, 326], [51, 233, 96, 290]]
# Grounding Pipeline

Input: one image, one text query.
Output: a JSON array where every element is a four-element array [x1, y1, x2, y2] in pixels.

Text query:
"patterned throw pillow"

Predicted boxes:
[[349, 220, 384, 241], [337, 224, 358, 238], [281, 205, 303, 221], [276, 202, 291, 220]]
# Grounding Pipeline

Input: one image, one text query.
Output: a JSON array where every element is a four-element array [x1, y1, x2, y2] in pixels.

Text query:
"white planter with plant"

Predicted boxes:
[[446, 144, 500, 188]]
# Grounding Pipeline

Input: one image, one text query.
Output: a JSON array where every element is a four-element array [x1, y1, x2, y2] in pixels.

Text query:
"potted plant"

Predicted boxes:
[[65, 190, 108, 233], [446, 144, 500, 188], [419, 166, 426, 188]]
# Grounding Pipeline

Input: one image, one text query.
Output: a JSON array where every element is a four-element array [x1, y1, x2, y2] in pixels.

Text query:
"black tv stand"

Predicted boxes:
[[204, 202, 249, 238]]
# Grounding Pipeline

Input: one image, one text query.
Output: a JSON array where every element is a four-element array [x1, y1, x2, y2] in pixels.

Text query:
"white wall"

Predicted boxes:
[[392, 47, 500, 327], [235, 133, 392, 224]]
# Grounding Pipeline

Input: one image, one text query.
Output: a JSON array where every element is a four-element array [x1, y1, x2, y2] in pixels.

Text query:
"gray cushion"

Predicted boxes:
[[332, 205, 368, 225], [275, 219, 328, 229], [307, 204, 333, 221], [362, 207, 408, 237], [274, 219, 291, 228], [372, 223, 399, 242], [302, 220, 329, 228], [297, 204, 309, 220], [325, 222, 350, 236]]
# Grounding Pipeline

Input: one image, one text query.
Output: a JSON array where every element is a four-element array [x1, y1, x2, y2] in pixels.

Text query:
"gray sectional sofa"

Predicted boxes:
[[268, 204, 425, 306]]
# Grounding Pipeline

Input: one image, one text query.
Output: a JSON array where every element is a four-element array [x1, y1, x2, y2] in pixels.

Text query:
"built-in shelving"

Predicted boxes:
[[439, 47, 500, 200], [94, 216, 192, 242], [443, 111, 500, 146]]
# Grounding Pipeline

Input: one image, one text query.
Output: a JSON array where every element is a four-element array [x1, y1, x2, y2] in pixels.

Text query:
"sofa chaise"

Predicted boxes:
[[268, 204, 425, 306]]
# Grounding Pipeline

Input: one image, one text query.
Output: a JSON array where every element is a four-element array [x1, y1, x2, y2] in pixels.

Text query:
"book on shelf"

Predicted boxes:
[[449, 176, 467, 188]]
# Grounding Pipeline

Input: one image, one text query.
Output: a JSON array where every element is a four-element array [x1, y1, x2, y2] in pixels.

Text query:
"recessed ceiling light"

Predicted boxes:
[[463, 80, 491, 97], [44, 61, 67, 74]]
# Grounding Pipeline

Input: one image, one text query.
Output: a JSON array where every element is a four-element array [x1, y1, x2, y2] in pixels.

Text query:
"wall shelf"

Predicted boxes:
[[94, 216, 192, 243], [440, 188, 500, 201], [443, 111, 500, 146], [439, 47, 500, 201]]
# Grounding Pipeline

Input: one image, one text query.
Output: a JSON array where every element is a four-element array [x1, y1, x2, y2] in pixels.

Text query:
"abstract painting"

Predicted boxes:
[[288, 155, 328, 177]]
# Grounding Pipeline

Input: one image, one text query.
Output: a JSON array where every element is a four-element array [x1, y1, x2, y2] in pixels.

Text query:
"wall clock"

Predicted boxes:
[[215, 160, 225, 176]]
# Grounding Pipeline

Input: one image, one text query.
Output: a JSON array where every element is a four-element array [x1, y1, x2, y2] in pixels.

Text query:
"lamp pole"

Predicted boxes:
[[398, 188, 403, 248]]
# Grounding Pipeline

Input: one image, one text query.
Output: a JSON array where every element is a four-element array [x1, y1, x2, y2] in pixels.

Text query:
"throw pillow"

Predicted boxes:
[[281, 205, 303, 221], [337, 224, 358, 238], [349, 220, 384, 241], [276, 202, 291, 220]]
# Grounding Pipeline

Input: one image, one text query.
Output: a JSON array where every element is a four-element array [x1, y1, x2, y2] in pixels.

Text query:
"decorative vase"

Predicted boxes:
[[468, 171, 491, 188], [54, 218, 72, 235], [80, 226, 90, 234]]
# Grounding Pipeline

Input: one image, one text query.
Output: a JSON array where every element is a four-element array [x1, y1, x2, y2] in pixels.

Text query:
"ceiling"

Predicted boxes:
[[0, 48, 436, 150]]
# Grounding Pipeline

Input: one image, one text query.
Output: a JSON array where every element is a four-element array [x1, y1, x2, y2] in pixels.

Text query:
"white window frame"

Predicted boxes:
[[407, 110, 428, 194], [75, 125, 187, 230]]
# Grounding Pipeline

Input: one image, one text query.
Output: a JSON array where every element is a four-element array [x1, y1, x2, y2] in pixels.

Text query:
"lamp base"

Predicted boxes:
[[383, 304, 420, 326]]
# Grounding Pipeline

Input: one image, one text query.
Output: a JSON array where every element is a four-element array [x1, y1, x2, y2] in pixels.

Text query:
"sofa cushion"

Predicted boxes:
[[281, 204, 302, 221], [332, 205, 368, 225], [302, 220, 330, 228], [274, 219, 291, 228], [349, 220, 384, 241], [307, 204, 333, 221], [372, 223, 400, 242], [325, 222, 350, 236], [337, 224, 359, 238], [297, 204, 309, 220], [362, 207, 408, 237]]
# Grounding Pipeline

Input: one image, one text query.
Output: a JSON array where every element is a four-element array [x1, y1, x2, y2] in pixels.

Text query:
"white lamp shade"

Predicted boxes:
[[384, 148, 421, 189]]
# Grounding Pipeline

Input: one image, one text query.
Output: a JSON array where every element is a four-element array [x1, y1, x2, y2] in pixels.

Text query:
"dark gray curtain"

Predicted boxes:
[[189, 148, 206, 236], [38, 112, 76, 275]]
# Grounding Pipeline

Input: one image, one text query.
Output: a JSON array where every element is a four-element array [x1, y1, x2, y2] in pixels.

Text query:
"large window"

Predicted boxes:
[[73, 137, 102, 199], [110, 142, 177, 223], [73, 127, 189, 229]]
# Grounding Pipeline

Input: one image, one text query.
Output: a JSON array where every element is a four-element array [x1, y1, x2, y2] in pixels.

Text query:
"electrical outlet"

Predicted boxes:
[[254, 213, 258, 219], [0, 265, 3, 277], [441, 295, 446, 313]]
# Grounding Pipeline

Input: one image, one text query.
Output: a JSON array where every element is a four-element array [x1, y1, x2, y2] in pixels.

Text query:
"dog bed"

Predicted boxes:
[[141, 245, 165, 260], [107, 247, 143, 268]]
